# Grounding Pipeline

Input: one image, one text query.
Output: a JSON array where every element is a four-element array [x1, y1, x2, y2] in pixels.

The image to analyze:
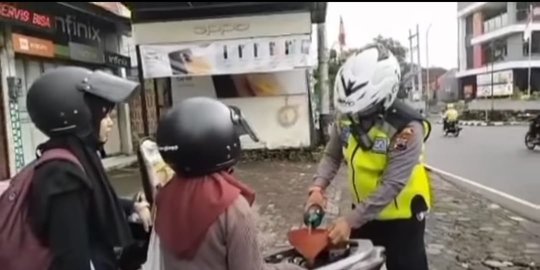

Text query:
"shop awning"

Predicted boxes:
[[123, 2, 327, 24]]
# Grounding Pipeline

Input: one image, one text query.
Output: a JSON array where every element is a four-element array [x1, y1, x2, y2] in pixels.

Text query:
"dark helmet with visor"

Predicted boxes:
[[26, 66, 139, 139], [156, 97, 259, 177]]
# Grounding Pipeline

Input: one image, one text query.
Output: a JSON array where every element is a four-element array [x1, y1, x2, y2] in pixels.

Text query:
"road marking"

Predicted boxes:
[[426, 164, 540, 210]]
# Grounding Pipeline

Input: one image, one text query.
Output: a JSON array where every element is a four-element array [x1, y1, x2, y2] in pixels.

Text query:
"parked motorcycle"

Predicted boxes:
[[443, 120, 462, 137], [264, 204, 385, 270], [265, 239, 385, 270]]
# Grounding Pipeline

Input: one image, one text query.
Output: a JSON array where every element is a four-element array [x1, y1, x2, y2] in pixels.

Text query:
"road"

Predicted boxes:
[[426, 124, 540, 205]]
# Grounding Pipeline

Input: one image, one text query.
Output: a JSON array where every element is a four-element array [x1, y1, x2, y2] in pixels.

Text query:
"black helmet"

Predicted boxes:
[[156, 97, 259, 177], [26, 66, 139, 138]]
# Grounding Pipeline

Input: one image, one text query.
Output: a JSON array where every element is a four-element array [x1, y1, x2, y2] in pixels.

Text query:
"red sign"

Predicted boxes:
[[0, 3, 53, 30]]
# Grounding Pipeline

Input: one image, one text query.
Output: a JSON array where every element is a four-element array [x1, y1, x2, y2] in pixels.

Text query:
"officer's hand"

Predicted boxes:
[[305, 186, 327, 210], [327, 217, 351, 245]]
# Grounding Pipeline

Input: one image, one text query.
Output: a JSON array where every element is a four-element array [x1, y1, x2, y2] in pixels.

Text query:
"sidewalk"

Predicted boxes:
[[103, 154, 137, 171], [109, 160, 540, 269]]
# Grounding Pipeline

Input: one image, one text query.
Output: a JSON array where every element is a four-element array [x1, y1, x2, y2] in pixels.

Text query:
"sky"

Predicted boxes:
[[318, 2, 458, 70]]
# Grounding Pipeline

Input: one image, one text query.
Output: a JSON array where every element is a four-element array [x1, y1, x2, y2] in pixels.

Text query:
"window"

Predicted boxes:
[[466, 46, 474, 69], [523, 32, 540, 55], [465, 15, 473, 35], [483, 40, 507, 64]]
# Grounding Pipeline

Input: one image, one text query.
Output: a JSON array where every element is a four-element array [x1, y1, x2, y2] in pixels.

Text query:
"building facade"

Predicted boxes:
[[0, 2, 134, 179], [457, 2, 539, 100]]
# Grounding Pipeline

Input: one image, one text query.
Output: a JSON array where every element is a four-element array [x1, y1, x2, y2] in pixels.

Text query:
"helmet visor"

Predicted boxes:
[[229, 105, 260, 142], [79, 70, 140, 103]]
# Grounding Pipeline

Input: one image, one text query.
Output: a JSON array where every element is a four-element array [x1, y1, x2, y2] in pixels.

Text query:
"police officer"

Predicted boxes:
[[306, 44, 432, 270]]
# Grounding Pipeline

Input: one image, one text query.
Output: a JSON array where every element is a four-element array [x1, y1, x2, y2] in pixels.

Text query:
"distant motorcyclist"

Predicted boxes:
[[529, 114, 540, 139], [443, 103, 459, 131]]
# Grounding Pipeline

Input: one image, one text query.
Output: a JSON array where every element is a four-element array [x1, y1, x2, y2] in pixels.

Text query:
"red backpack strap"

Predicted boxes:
[[36, 149, 84, 172]]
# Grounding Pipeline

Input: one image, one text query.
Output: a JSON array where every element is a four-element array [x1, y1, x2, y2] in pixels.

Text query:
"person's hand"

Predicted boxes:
[[327, 217, 351, 245], [305, 186, 327, 210], [134, 200, 152, 232], [133, 200, 152, 232]]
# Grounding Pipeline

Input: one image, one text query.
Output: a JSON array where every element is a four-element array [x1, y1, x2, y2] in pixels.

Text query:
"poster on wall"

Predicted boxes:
[[140, 34, 313, 79], [171, 70, 308, 100], [170, 70, 312, 149]]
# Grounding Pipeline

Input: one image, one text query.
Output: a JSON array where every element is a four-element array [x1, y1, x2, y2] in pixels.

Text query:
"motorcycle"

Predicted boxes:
[[265, 239, 385, 270], [263, 205, 386, 270], [443, 120, 462, 137], [525, 120, 540, 150]]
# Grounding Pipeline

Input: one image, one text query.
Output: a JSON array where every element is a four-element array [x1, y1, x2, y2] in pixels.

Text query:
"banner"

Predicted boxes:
[[140, 34, 313, 79], [476, 83, 514, 97], [476, 70, 513, 86]]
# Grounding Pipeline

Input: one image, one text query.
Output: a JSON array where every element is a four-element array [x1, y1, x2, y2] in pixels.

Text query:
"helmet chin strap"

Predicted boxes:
[[347, 102, 387, 151], [348, 113, 380, 151]]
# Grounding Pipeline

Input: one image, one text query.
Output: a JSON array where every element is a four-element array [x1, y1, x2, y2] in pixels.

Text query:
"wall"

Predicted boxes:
[[473, 12, 485, 68]]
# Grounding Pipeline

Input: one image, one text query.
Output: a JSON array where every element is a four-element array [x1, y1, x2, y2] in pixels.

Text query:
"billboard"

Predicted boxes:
[[140, 34, 313, 79]]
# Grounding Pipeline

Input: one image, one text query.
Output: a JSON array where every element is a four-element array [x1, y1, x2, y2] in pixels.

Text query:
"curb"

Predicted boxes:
[[434, 120, 528, 127]]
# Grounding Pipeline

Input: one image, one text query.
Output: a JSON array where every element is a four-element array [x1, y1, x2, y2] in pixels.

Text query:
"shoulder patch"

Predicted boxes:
[[392, 127, 414, 152]]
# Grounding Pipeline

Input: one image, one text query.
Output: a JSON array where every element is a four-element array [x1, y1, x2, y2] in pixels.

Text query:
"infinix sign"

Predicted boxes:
[[193, 23, 249, 36], [56, 15, 101, 43]]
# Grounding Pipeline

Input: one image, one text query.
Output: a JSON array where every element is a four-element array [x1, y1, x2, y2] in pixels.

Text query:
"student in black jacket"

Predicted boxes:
[[25, 67, 152, 270]]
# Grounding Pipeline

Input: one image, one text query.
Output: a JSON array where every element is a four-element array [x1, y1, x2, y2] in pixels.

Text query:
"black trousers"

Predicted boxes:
[[350, 217, 429, 270]]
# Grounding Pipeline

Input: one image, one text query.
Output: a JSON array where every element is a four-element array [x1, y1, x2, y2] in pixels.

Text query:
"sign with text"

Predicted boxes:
[[105, 51, 131, 68], [12, 33, 54, 58], [69, 41, 104, 64], [476, 69, 513, 86], [0, 3, 54, 31], [55, 14, 102, 45], [140, 34, 313, 79], [133, 12, 311, 44]]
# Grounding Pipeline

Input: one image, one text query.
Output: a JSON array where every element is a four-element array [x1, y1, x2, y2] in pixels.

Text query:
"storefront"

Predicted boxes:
[[0, 2, 132, 174], [131, 9, 320, 150]]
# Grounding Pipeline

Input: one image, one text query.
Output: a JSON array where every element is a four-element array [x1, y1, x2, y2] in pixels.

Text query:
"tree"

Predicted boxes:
[[372, 35, 409, 76]]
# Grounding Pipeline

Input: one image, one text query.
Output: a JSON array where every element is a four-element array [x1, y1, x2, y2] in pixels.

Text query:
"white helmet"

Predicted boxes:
[[333, 44, 401, 116]]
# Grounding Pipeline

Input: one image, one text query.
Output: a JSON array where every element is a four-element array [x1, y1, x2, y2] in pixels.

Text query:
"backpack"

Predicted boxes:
[[0, 148, 83, 270]]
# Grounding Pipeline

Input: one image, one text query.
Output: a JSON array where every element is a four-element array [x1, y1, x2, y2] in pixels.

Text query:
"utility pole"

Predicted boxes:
[[317, 22, 331, 142], [317, 23, 329, 116], [426, 23, 432, 107], [408, 25, 422, 103], [528, 4, 533, 97], [408, 29, 417, 97], [416, 24, 423, 96]]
